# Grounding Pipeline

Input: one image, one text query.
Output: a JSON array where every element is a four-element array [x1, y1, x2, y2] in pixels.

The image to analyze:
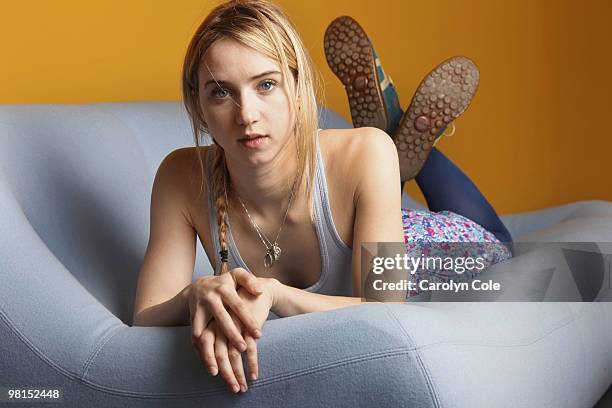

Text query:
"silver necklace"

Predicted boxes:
[[234, 177, 298, 268]]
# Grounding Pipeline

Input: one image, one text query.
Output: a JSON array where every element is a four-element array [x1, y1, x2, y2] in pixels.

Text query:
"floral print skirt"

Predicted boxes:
[[402, 209, 512, 297]]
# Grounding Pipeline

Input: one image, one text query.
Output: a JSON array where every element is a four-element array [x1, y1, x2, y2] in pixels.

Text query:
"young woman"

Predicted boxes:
[[132, 0, 511, 394]]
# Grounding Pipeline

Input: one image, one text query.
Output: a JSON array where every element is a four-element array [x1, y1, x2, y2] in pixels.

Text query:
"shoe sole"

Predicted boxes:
[[395, 56, 480, 181], [324, 16, 388, 130]]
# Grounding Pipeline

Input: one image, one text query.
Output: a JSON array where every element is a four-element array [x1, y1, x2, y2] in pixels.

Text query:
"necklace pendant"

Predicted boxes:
[[272, 244, 281, 261], [264, 244, 282, 268], [264, 252, 275, 268]]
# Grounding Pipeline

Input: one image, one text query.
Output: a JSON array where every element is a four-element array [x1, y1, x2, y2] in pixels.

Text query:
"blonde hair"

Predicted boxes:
[[181, 0, 322, 274]]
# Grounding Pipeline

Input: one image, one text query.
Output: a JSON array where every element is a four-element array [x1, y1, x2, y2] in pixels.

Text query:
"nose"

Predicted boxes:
[[235, 90, 260, 127]]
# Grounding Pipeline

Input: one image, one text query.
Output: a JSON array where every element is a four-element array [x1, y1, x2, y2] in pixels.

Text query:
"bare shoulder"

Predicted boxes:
[[319, 126, 397, 158], [155, 146, 211, 222], [318, 127, 399, 187], [159, 146, 207, 179], [162, 145, 209, 184]]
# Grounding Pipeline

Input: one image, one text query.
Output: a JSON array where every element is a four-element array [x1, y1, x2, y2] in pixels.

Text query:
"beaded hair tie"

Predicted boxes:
[[219, 249, 229, 263]]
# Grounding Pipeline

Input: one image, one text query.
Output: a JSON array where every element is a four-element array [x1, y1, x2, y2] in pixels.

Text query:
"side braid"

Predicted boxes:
[[211, 143, 230, 275]]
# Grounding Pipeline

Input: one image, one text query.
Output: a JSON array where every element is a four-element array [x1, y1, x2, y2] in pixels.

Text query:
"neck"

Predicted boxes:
[[224, 138, 300, 219]]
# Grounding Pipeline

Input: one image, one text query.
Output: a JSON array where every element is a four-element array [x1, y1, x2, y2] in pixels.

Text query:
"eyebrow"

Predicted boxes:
[[203, 70, 282, 88]]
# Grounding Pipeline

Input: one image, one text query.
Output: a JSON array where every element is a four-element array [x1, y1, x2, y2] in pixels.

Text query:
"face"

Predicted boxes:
[[198, 37, 296, 166]]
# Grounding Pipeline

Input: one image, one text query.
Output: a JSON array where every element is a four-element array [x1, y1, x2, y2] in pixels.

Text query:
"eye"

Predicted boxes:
[[259, 80, 277, 92], [211, 87, 230, 99]]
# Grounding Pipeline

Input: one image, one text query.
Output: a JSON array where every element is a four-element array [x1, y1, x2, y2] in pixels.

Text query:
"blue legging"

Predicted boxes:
[[410, 147, 513, 244]]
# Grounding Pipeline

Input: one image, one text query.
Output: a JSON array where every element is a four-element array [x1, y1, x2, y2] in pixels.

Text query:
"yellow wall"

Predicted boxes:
[[2, 0, 610, 214]]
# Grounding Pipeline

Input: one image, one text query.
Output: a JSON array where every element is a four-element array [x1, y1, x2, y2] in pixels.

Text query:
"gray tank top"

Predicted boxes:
[[205, 131, 353, 296]]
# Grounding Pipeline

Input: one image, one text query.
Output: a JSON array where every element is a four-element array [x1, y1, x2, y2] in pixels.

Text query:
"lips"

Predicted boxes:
[[239, 134, 268, 149], [240, 133, 266, 141]]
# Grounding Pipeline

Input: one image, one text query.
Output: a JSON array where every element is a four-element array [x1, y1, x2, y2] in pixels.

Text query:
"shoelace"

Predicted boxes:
[[433, 122, 456, 147]]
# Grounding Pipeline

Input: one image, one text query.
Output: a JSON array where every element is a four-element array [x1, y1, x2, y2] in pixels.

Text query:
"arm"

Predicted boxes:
[[268, 128, 407, 318], [268, 280, 362, 317], [133, 149, 197, 326], [133, 284, 192, 327]]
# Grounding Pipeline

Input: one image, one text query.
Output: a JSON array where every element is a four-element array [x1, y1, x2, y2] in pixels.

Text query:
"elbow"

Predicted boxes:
[[131, 311, 147, 327], [131, 317, 142, 327]]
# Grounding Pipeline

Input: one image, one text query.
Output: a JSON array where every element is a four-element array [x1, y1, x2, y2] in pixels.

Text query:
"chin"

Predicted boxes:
[[230, 142, 276, 167]]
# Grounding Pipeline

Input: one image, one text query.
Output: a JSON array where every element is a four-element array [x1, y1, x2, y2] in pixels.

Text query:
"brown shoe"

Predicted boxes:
[[324, 16, 403, 133], [394, 56, 480, 182]]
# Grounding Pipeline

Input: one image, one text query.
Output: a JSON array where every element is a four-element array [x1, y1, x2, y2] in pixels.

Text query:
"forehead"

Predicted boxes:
[[199, 37, 280, 83]]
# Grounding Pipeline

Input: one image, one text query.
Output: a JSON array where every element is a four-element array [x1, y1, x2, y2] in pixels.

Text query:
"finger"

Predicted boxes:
[[221, 288, 262, 339], [228, 344, 248, 392], [191, 306, 207, 360], [232, 268, 263, 295], [191, 305, 205, 341], [191, 303, 212, 346], [215, 330, 241, 394], [244, 334, 259, 382], [209, 299, 248, 351], [200, 326, 218, 376]]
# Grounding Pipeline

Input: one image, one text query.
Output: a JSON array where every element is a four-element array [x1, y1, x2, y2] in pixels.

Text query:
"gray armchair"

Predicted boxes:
[[1, 102, 611, 407]]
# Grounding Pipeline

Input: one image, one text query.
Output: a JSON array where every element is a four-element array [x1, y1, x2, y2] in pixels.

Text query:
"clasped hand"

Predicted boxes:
[[186, 268, 276, 393]]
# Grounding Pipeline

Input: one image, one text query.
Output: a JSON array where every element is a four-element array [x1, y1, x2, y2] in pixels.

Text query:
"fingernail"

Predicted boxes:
[[208, 366, 218, 376], [232, 384, 240, 393], [254, 285, 263, 293], [254, 329, 262, 338], [240, 342, 247, 352], [250, 373, 257, 381], [241, 384, 247, 393]]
